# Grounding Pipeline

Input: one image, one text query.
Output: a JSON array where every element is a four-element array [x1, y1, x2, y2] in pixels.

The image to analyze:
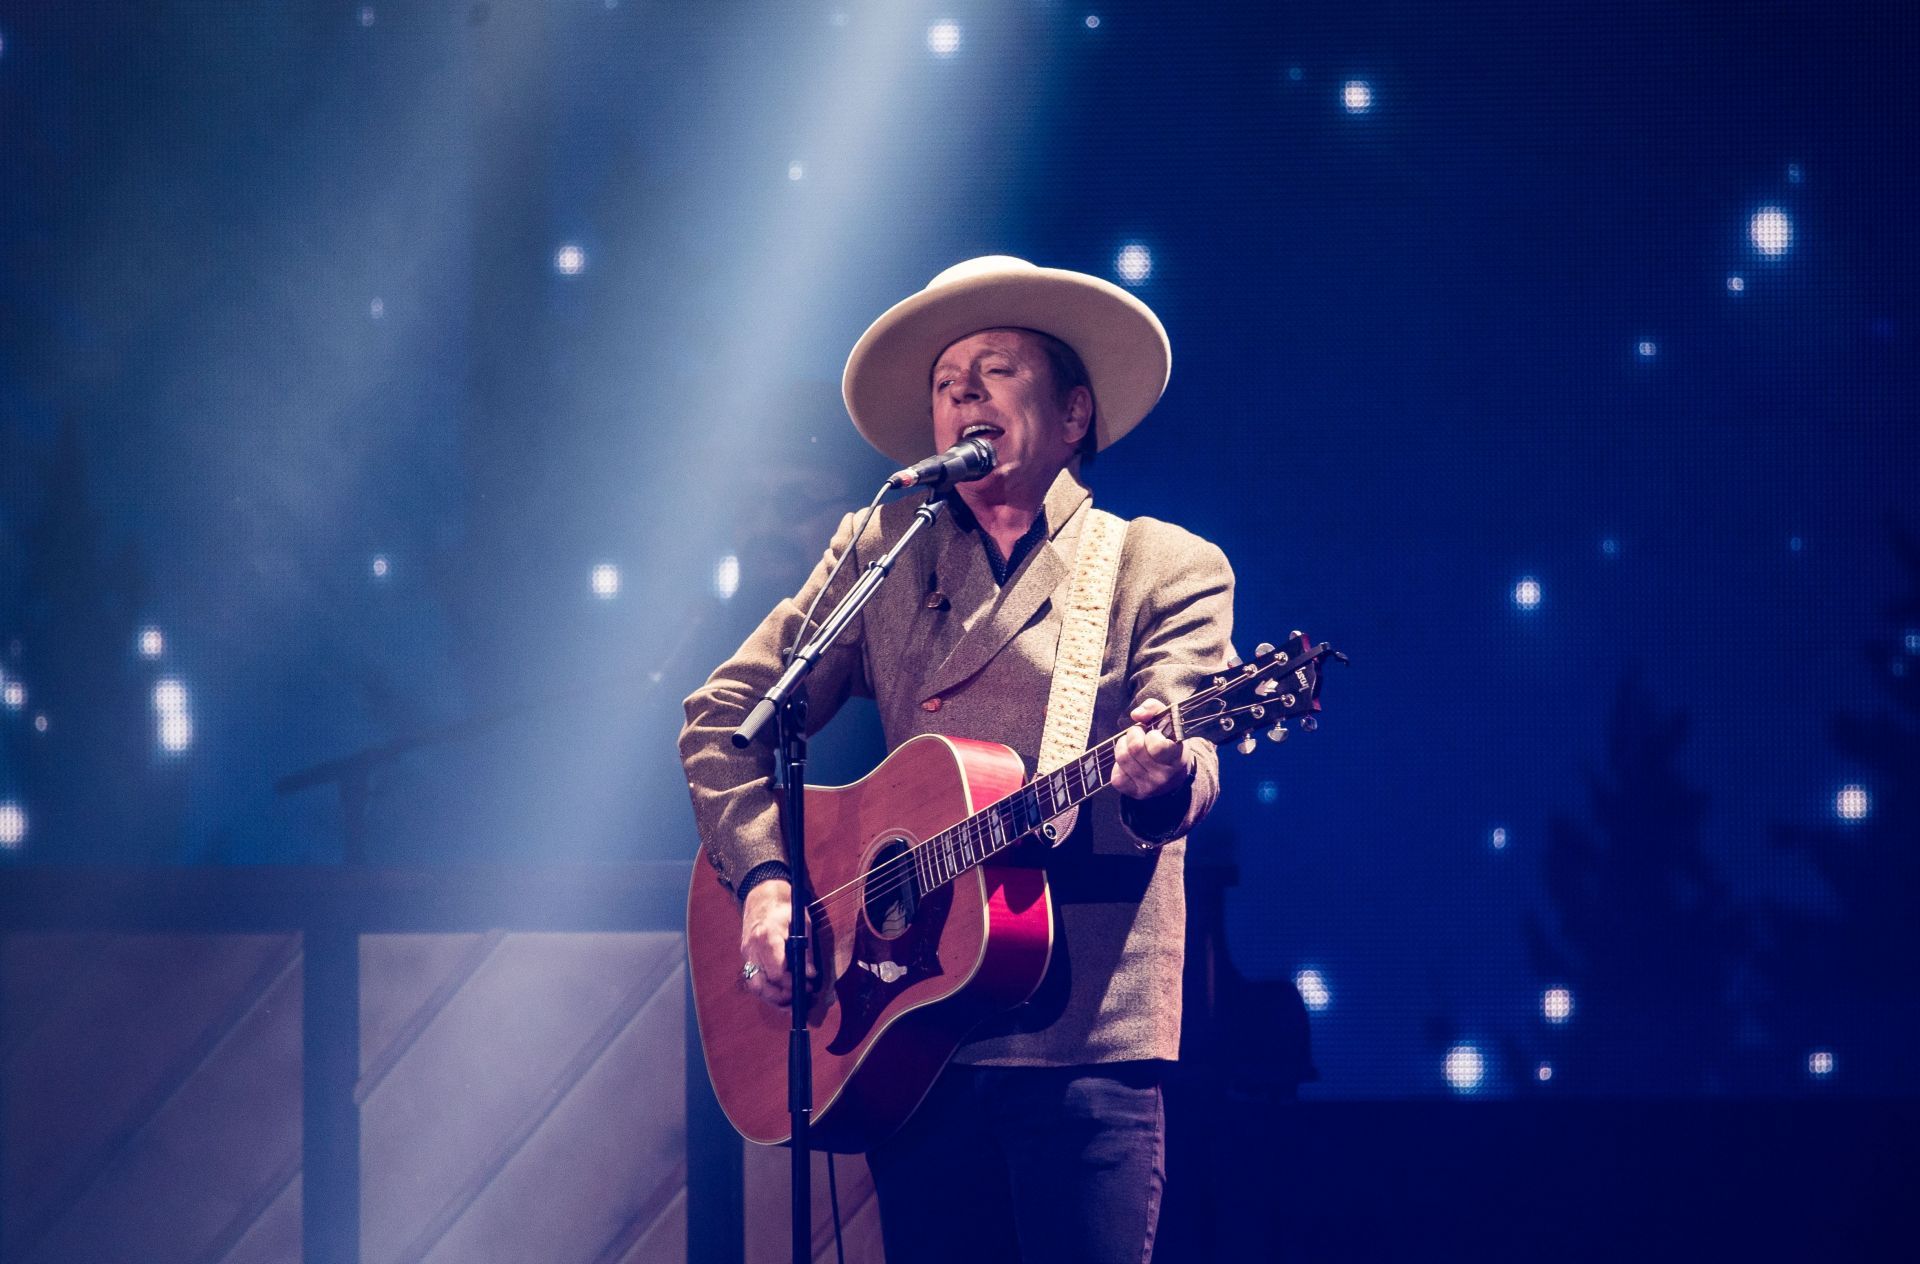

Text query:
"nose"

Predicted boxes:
[[945, 370, 984, 404]]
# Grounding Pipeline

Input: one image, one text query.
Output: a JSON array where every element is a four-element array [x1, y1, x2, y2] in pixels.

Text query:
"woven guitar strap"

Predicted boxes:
[[1034, 506, 1127, 843]]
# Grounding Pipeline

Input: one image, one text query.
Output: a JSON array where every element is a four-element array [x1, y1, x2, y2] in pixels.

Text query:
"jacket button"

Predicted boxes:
[[922, 697, 942, 712]]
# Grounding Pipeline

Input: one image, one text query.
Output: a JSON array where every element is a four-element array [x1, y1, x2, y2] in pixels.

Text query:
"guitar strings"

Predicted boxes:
[[796, 653, 1319, 925], [797, 663, 1315, 925], [811, 690, 1299, 923]]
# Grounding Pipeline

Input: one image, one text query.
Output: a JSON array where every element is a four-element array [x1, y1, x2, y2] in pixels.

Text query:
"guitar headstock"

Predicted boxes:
[[1174, 631, 1345, 754]]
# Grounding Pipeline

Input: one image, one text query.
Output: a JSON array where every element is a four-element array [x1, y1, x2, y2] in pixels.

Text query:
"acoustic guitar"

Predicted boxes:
[[686, 632, 1339, 1151]]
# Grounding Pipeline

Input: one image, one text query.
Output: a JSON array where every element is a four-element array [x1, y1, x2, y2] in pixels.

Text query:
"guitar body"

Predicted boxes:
[[687, 733, 1049, 1151]]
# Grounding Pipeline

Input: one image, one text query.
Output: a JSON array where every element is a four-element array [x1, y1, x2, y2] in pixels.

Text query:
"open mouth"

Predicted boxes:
[[960, 423, 1002, 443]]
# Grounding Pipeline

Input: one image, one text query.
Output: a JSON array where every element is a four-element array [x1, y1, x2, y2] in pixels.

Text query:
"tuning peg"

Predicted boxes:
[[1217, 715, 1236, 733], [1211, 674, 1227, 688], [1266, 723, 1288, 742], [1236, 733, 1258, 755], [1249, 704, 1266, 721], [1299, 715, 1318, 733], [1254, 641, 1276, 658], [1224, 655, 1243, 670]]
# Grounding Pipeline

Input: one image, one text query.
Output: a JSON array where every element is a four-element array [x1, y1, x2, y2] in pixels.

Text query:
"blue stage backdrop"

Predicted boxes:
[[1, 1, 1914, 1099]]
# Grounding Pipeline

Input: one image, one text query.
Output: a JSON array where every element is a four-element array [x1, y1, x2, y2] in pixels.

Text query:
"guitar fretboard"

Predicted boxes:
[[911, 740, 1122, 892]]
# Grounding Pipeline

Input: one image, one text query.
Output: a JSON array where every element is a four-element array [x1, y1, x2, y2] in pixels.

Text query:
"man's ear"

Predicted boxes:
[[1063, 385, 1093, 446]]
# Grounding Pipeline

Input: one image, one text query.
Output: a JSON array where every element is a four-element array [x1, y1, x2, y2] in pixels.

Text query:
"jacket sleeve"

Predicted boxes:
[[678, 510, 875, 892], [1116, 527, 1236, 847]]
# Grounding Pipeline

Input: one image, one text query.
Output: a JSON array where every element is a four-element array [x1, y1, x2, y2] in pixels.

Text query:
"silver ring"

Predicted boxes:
[[740, 961, 760, 981]]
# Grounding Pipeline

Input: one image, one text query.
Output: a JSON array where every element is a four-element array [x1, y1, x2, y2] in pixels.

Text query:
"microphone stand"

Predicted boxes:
[[731, 490, 948, 1264]]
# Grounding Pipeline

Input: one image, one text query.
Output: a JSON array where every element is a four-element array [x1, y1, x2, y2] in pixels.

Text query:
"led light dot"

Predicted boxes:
[[1294, 968, 1331, 1011], [1444, 1043, 1486, 1093], [1807, 1049, 1834, 1078], [1834, 784, 1869, 822], [0, 801, 25, 849], [1750, 207, 1792, 258], [554, 243, 586, 275], [1541, 987, 1574, 1024], [370, 297, 385, 318], [591, 563, 621, 599], [1490, 826, 1509, 850], [2, 682, 23, 710], [1513, 578, 1542, 610], [713, 554, 741, 601], [371, 555, 390, 580], [927, 20, 961, 57], [1637, 340, 1658, 359], [154, 678, 193, 754], [1537, 1062, 1553, 1082], [139, 626, 165, 658], [1342, 80, 1373, 114], [1115, 243, 1152, 286], [787, 161, 805, 181], [1727, 275, 1745, 293]]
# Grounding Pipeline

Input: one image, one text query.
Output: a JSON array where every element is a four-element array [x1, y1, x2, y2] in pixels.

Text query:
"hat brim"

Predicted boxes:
[[842, 261, 1171, 468]]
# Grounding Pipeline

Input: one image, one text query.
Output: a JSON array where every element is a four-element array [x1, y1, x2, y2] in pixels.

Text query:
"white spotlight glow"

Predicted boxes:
[[1637, 340, 1658, 359], [1490, 826, 1509, 850], [1342, 80, 1373, 114], [1904, 630, 1920, 655], [1085, 14, 1101, 29], [371, 555, 391, 580], [138, 626, 165, 658], [1115, 243, 1152, 286], [712, 554, 741, 601], [1750, 207, 1792, 258], [154, 677, 193, 755], [1512, 578, 1542, 610], [1541, 987, 1574, 1024], [554, 243, 586, 276], [358, 6, 375, 28], [1256, 779, 1279, 805], [787, 161, 805, 181], [2, 682, 23, 710], [1834, 784, 1870, 822], [1537, 1062, 1553, 1082], [0, 801, 24, 849], [1807, 1049, 1834, 1078], [370, 297, 385, 319], [1727, 275, 1745, 293], [34, 714, 48, 733], [1444, 1043, 1486, 1094], [927, 20, 962, 57], [591, 563, 621, 599], [1294, 968, 1331, 1011]]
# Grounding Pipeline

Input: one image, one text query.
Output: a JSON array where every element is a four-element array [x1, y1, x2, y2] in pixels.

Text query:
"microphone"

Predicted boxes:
[[887, 437, 997, 489]]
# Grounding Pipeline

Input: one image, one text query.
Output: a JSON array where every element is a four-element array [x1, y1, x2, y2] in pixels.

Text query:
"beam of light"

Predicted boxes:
[[1541, 987, 1574, 1025], [1342, 80, 1373, 114], [1750, 206, 1792, 258], [154, 677, 194, 755], [1512, 578, 1542, 610], [1444, 1043, 1486, 1094], [927, 20, 961, 57], [0, 801, 25, 849], [1834, 784, 1870, 822], [1294, 968, 1331, 1011], [591, 563, 621, 599], [1114, 243, 1152, 286]]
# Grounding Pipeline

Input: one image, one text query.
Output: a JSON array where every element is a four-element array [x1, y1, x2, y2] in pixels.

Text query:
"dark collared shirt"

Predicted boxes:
[[945, 494, 1049, 586]]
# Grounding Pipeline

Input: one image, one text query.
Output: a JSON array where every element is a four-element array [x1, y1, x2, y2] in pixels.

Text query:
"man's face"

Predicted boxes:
[[930, 329, 1091, 501]]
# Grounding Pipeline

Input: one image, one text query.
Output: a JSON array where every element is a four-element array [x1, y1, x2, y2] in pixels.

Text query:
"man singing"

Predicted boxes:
[[681, 256, 1235, 1262]]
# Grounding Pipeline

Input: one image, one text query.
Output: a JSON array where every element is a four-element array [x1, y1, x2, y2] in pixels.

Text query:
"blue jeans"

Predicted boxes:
[[865, 1061, 1167, 1264]]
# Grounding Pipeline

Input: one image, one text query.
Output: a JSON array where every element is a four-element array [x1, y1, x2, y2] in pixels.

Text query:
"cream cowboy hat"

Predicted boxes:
[[841, 256, 1172, 468]]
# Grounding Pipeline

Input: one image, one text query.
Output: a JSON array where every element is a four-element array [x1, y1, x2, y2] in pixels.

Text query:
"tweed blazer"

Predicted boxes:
[[679, 465, 1236, 1066]]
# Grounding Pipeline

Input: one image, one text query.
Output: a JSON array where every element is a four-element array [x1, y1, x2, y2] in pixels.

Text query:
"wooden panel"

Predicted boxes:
[[2, 932, 301, 1264], [359, 930, 687, 1264]]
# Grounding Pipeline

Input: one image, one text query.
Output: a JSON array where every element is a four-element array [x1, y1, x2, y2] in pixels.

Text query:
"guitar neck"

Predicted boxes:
[[911, 729, 1131, 892]]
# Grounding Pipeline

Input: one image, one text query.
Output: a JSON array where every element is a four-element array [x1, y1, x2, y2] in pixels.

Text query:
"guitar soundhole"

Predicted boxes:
[[862, 838, 920, 939]]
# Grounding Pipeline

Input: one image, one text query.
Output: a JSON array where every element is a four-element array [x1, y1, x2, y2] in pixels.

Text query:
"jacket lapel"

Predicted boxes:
[[916, 467, 1093, 702]]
